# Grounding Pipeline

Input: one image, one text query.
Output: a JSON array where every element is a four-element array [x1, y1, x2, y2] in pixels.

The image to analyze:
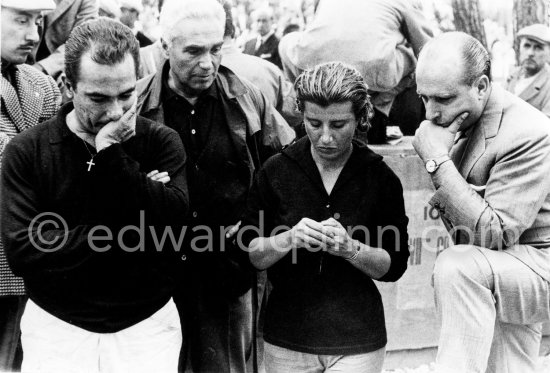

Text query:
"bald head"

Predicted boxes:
[[416, 32, 491, 129], [253, 7, 274, 37], [418, 32, 491, 86]]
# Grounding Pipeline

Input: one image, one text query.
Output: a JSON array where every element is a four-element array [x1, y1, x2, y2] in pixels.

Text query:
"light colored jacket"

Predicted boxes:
[[430, 86, 550, 282], [221, 43, 301, 127], [136, 62, 295, 161], [505, 63, 550, 118]]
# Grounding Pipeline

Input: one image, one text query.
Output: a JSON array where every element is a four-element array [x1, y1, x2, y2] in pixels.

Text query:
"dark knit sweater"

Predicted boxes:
[[1, 103, 188, 333]]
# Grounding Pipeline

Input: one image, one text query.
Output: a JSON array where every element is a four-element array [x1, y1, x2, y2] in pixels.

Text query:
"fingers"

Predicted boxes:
[[156, 174, 170, 184], [147, 170, 170, 184], [293, 218, 334, 248], [111, 100, 137, 141], [225, 220, 242, 239], [302, 218, 333, 240], [119, 98, 138, 124], [320, 217, 341, 228], [447, 112, 469, 133], [320, 220, 353, 257], [118, 127, 136, 143], [295, 228, 331, 249]]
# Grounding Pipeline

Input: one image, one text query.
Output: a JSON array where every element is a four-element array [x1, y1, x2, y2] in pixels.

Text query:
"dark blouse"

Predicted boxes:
[[242, 136, 409, 355]]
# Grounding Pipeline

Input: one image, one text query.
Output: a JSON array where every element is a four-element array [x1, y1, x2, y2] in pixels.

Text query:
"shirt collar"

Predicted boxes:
[[258, 30, 274, 44], [1, 58, 16, 81]]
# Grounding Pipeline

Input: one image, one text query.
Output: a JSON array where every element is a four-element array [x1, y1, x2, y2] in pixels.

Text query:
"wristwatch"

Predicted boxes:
[[425, 155, 450, 174]]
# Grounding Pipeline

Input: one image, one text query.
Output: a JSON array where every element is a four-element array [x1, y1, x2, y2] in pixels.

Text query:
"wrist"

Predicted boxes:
[[345, 240, 360, 261], [425, 154, 450, 174], [279, 229, 295, 251]]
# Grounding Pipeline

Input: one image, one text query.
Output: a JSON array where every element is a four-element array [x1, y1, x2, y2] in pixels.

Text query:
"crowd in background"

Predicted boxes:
[[3, 0, 550, 372], [111, 0, 518, 85]]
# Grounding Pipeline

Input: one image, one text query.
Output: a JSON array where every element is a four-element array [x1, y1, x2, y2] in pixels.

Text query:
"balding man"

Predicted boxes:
[[413, 32, 550, 373], [506, 24, 550, 117], [221, 1, 300, 128], [243, 7, 282, 69]]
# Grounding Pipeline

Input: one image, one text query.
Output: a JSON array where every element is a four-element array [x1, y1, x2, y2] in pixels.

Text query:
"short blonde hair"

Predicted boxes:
[[295, 62, 374, 131]]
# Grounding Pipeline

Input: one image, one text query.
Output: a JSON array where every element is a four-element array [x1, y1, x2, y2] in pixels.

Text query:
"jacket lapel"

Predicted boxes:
[[519, 64, 550, 102], [457, 86, 503, 179], [457, 124, 485, 178], [1, 75, 26, 132], [16, 68, 44, 130]]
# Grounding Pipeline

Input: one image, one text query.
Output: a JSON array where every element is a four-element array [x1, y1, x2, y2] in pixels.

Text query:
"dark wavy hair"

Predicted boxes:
[[294, 62, 374, 131], [65, 18, 140, 88]]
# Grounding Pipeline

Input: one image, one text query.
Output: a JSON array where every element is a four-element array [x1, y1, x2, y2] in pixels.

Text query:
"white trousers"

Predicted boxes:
[[20, 298, 181, 373], [264, 342, 385, 373], [433, 245, 550, 373]]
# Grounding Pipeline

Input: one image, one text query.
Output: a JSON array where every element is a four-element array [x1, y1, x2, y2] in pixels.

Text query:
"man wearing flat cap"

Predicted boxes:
[[0, 0, 61, 370], [506, 23, 550, 117]]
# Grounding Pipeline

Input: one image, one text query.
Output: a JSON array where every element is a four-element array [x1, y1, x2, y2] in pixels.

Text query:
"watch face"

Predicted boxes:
[[426, 160, 437, 173]]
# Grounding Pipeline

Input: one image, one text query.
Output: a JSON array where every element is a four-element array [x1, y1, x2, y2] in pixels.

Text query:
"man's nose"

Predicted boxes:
[[106, 101, 124, 122], [198, 53, 213, 70], [25, 24, 40, 44], [425, 102, 440, 123], [320, 127, 333, 143]]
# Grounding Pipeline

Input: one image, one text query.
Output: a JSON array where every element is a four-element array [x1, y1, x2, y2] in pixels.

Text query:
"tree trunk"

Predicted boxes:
[[513, 0, 549, 59], [452, 0, 488, 49]]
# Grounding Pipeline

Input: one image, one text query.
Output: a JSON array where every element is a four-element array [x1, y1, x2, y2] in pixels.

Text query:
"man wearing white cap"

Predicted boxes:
[[506, 23, 550, 117], [0, 0, 61, 370]]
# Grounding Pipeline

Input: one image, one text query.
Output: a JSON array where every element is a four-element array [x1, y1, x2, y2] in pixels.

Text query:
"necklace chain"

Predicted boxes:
[[81, 139, 96, 172]]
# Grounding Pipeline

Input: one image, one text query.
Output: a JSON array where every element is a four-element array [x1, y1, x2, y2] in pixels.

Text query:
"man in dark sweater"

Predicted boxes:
[[1, 18, 188, 372]]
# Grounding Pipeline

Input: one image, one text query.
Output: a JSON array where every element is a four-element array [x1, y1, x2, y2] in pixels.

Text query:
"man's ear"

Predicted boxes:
[[160, 38, 170, 59], [63, 76, 74, 99], [476, 75, 490, 99]]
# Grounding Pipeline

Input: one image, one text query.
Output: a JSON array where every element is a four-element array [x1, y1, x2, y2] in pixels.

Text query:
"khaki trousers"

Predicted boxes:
[[433, 245, 550, 373]]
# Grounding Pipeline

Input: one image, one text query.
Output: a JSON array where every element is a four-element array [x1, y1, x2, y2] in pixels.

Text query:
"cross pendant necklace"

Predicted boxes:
[[81, 139, 97, 172]]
